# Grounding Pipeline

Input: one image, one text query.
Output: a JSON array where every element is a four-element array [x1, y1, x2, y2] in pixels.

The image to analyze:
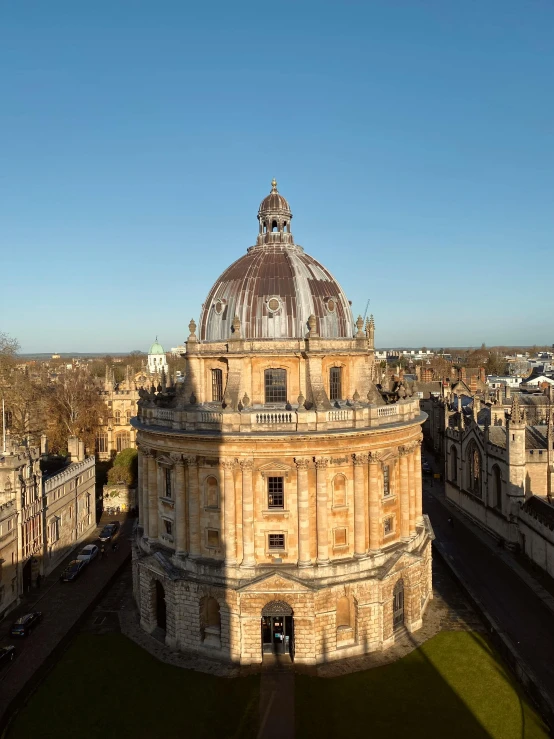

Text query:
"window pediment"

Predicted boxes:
[[258, 462, 291, 480]]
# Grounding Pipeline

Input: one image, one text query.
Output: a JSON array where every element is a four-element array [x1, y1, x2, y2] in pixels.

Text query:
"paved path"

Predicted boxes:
[[0, 514, 133, 731], [421, 467, 554, 704], [258, 656, 294, 739]]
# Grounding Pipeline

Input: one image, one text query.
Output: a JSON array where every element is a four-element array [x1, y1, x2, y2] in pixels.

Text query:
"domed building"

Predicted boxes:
[[132, 181, 433, 666], [147, 338, 168, 377]]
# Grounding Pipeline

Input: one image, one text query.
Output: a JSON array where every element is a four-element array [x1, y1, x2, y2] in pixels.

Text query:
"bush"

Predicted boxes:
[[107, 448, 138, 487]]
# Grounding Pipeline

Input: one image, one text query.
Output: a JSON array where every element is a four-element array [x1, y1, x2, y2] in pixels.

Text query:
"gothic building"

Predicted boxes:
[[132, 181, 433, 666]]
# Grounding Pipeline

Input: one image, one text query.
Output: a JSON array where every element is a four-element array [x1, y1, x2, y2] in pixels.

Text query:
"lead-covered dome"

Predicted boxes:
[[199, 181, 354, 341]]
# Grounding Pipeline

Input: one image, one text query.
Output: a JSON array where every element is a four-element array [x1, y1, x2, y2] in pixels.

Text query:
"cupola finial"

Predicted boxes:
[[271, 178, 278, 192]]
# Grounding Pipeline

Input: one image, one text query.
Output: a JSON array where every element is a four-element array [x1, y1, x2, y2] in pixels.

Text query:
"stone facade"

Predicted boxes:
[[0, 436, 96, 618], [132, 181, 433, 666]]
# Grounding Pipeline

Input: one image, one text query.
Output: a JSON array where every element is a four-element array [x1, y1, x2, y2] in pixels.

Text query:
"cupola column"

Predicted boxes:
[[147, 452, 158, 539], [295, 458, 312, 567], [186, 457, 200, 557], [223, 461, 237, 565], [240, 460, 255, 567], [315, 458, 330, 565], [353, 453, 368, 557], [140, 448, 150, 534], [368, 452, 381, 551], [408, 445, 416, 534], [399, 447, 410, 540], [173, 456, 187, 555]]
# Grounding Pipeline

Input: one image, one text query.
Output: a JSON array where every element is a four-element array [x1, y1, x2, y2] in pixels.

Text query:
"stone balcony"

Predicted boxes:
[[134, 397, 422, 435]]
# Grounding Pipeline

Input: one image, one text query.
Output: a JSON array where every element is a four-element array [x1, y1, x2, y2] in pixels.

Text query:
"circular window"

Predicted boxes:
[[214, 300, 223, 314], [327, 299, 336, 312], [267, 297, 281, 312]]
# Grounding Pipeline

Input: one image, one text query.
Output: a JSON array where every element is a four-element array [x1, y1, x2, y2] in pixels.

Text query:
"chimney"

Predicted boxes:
[[470, 374, 477, 392], [480, 367, 486, 383], [68, 436, 79, 461], [40, 434, 48, 456], [78, 440, 85, 462]]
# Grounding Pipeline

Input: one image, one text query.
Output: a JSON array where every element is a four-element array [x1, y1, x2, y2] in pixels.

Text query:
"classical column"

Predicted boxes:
[[408, 445, 416, 534], [295, 458, 311, 567], [353, 453, 368, 557], [147, 452, 158, 539], [172, 455, 187, 555], [137, 445, 143, 527], [415, 438, 424, 523], [141, 449, 150, 534], [368, 452, 381, 552], [315, 457, 330, 565], [241, 460, 255, 567], [222, 460, 237, 565], [187, 456, 200, 557], [399, 447, 410, 540]]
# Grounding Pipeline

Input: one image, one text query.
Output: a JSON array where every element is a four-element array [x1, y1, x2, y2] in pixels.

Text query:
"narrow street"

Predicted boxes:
[[0, 514, 133, 729], [422, 461, 554, 704]]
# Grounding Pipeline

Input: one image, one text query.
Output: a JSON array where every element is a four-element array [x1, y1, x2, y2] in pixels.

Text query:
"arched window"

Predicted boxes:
[[333, 474, 346, 507], [205, 476, 219, 508], [329, 367, 342, 401], [450, 446, 458, 483], [211, 368, 223, 402], [393, 580, 404, 628], [336, 596, 351, 629], [467, 441, 482, 498], [114, 410, 121, 425], [116, 431, 130, 452], [284, 221, 288, 233], [265, 369, 287, 403], [492, 465, 502, 510], [272, 220, 278, 232], [95, 432, 108, 454], [200, 596, 221, 647]]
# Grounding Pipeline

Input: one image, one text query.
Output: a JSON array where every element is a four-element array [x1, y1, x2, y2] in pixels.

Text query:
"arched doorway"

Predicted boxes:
[[155, 580, 166, 632], [393, 580, 404, 629], [261, 601, 294, 660]]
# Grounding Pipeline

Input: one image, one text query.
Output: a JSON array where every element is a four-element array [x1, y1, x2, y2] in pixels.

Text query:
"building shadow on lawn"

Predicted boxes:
[[295, 560, 548, 739], [6, 632, 260, 739]]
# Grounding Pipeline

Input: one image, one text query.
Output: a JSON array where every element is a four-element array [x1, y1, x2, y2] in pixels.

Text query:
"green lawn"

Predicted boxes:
[[7, 633, 259, 739], [296, 631, 549, 739], [8, 631, 549, 739]]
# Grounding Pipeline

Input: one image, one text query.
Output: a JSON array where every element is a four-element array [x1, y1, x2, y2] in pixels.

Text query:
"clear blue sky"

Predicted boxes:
[[2, 1, 553, 353]]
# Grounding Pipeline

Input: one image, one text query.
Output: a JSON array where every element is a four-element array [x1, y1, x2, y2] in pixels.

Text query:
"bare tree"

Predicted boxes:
[[45, 367, 104, 453]]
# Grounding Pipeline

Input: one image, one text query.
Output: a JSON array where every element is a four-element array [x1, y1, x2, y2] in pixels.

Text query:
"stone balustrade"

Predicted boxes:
[[136, 397, 421, 434]]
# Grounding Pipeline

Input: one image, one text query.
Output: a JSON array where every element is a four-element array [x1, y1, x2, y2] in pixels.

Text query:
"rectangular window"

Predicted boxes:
[[164, 520, 172, 536], [165, 468, 172, 498], [211, 368, 223, 402], [207, 529, 220, 548], [383, 465, 390, 496], [268, 533, 285, 550], [330, 367, 342, 401], [384, 516, 394, 536], [268, 477, 284, 508], [334, 528, 347, 547], [265, 369, 287, 403]]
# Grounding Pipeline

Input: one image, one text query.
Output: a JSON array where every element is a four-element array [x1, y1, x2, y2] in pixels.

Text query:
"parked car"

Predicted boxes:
[[0, 645, 15, 666], [77, 544, 99, 564], [98, 522, 120, 543], [422, 460, 432, 475], [11, 612, 43, 637], [60, 559, 87, 582]]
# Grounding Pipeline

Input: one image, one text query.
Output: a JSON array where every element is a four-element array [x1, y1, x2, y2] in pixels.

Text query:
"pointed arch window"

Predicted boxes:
[[467, 441, 482, 498]]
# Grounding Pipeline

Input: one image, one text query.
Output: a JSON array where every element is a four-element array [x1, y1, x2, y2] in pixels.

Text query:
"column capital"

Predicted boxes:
[[220, 459, 238, 470], [240, 459, 254, 471], [353, 452, 369, 466], [294, 458, 310, 470], [314, 457, 329, 469], [169, 452, 184, 465], [142, 448, 154, 458], [184, 455, 198, 467], [398, 445, 410, 457], [368, 451, 381, 464]]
